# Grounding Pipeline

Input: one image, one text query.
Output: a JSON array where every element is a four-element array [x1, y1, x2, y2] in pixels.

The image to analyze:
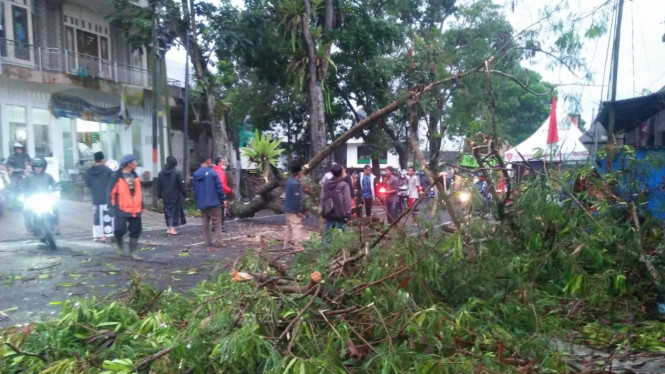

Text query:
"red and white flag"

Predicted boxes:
[[547, 95, 558, 145]]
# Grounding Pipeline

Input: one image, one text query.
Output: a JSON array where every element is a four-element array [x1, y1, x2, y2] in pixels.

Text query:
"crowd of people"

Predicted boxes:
[[282, 161, 428, 251], [83, 153, 235, 259], [5, 139, 427, 258]]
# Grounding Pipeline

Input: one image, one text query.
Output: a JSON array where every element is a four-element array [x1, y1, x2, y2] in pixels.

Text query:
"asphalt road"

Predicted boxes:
[[0, 198, 450, 327]]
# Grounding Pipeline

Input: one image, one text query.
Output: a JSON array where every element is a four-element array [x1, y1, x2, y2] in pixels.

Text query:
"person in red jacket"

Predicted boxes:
[[213, 157, 234, 232]]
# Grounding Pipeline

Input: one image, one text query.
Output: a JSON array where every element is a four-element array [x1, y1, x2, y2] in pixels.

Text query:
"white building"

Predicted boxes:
[[342, 137, 400, 170], [0, 0, 167, 182]]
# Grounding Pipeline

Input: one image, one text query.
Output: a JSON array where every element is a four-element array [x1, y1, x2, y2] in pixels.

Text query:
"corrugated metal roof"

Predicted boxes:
[[596, 92, 665, 133]]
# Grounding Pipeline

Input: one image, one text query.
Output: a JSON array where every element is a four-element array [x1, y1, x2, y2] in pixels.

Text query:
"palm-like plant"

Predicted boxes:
[[241, 130, 285, 182]]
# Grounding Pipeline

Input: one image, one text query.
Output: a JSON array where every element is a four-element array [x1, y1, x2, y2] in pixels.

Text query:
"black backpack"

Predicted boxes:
[[322, 185, 345, 219]]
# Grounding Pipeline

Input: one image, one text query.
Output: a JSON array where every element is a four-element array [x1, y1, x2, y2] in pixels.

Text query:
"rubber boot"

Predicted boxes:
[[128, 238, 142, 260], [113, 235, 126, 256]]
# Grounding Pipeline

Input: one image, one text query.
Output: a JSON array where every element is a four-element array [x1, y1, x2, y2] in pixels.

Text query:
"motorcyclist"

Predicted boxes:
[[5, 142, 31, 206], [6, 142, 31, 174], [23, 157, 60, 234]]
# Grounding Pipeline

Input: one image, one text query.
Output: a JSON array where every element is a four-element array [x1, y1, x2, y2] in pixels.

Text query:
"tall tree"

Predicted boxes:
[[110, 0, 239, 163]]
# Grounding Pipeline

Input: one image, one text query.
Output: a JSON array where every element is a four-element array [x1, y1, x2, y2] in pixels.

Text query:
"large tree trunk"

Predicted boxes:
[[427, 95, 445, 172], [307, 80, 328, 176], [428, 112, 442, 172], [383, 125, 408, 169], [181, 0, 232, 164], [208, 94, 231, 161], [407, 98, 461, 230], [301, 0, 333, 179]]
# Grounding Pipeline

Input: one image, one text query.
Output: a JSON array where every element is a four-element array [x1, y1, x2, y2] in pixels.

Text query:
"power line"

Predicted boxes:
[[630, 0, 635, 95], [599, 0, 617, 103]]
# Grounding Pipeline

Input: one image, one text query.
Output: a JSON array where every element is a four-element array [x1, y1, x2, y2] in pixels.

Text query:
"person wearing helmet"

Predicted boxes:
[[5, 142, 31, 172], [23, 157, 60, 233], [5, 142, 31, 207]]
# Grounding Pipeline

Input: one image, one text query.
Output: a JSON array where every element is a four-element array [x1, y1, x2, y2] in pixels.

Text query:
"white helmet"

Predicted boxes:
[[105, 159, 119, 171], [13, 142, 24, 148]]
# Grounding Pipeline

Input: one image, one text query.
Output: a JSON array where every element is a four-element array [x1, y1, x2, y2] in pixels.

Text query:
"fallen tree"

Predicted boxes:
[[3, 152, 665, 373], [228, 67, 481, 218]]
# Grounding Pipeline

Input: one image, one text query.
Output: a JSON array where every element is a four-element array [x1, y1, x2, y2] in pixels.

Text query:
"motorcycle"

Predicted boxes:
[[398, 184, 410, 213], [21, 192, 59, 250]]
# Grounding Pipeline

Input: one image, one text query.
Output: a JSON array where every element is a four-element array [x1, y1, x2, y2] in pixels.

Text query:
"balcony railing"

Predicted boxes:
[[1, 38, 151, 88]]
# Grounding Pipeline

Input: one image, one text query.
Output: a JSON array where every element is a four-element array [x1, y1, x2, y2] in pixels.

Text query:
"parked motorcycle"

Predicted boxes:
[[21, 192, 59, 250]]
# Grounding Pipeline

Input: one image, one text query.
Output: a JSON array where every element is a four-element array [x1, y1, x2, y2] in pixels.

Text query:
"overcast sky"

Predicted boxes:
[[166, 0, 665, 131], [497, 0, 665, 127]]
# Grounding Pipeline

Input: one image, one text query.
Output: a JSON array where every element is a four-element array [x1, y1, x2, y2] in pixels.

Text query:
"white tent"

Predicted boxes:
[[504, 109, 590, 164]]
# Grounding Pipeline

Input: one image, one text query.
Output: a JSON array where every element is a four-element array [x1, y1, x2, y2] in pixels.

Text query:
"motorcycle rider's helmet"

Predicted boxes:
[[13, 142, 24, 150], [31, 158, 47, 172]]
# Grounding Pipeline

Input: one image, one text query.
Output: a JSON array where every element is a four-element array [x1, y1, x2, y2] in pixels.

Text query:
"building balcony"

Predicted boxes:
[[1, 37, 151, 88]]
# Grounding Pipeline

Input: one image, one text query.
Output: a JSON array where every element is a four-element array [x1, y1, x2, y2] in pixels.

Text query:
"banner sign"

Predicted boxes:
[[49, 93, 132, 124]]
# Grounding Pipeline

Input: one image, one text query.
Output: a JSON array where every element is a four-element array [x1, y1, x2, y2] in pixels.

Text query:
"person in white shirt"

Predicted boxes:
[[407, 167, 421, 227]]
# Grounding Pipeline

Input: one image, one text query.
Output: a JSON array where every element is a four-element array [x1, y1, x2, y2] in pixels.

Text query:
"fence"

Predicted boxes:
[[1, 38, 152, 88]]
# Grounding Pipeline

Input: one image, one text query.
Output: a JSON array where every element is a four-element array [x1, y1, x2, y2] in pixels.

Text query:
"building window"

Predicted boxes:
[[75, 119, 122, 165], [357, 145, 387, 164], [62, 7, 111, 62], [65, 26, 74, 51], [33, 108, 51, 157], [100, 36, 108, 60], [7, 105, 27, 152], [0, 0, 33, 61], [76, 29, 99, 57]]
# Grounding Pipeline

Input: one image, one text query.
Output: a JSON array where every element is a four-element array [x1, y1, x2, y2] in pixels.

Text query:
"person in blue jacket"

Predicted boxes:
[[192, 155, 226, 248]]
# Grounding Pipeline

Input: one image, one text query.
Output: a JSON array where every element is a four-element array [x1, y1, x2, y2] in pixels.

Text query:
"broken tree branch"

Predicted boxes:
[[3, 342, 48, 364], [134, 346, 173, 372], [279, 283, 322, 341]]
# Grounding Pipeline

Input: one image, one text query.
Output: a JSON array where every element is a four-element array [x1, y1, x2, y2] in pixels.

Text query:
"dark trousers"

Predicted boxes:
[[115, 215, 142, 239], [202, 206, 223, 246], [323, 219, 346, 246], [363, 198, 373, 217], [386, 201, 399, 223]]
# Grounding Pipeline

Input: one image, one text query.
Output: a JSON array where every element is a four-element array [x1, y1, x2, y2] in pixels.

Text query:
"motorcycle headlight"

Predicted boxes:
[[24, 194, 55, 215], [458, 192, 471, 203]]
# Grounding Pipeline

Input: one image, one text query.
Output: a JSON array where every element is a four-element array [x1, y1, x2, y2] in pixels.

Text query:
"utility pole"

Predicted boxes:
[[151, 1, 160, 207], [182, 0, 191, 183], [608, 0, 624, 137]]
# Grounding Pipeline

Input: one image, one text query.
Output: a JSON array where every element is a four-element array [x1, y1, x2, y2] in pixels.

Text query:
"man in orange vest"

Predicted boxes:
[[108, 154, 144, 260]]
